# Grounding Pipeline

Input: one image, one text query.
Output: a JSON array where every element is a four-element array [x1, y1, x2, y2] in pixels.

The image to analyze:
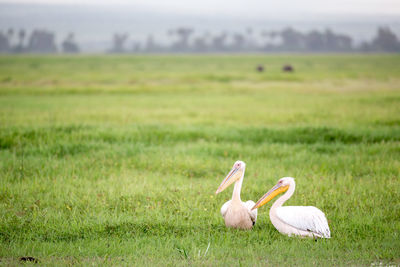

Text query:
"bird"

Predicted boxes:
[[215, 161, 257, 230], [252, 177, 330, 238]]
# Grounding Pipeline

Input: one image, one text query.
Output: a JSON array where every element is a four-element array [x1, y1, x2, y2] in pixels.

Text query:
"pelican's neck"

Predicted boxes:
[[271, 181, 295, 210], [232, 168, 245, 203]]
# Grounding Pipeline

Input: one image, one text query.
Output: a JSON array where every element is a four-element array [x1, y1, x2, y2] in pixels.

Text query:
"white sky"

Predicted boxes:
[[1, 0, 399, 51], [2, 0, 400, 17]]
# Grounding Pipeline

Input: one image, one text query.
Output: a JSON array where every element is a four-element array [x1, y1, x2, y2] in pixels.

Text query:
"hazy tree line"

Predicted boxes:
[[0, 29, 79, 53], [1, 27, 399, 54]]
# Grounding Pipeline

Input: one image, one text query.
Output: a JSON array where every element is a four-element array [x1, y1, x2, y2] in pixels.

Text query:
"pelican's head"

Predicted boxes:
[[251, 177, 295, 210], [215, 161, 246, 194]]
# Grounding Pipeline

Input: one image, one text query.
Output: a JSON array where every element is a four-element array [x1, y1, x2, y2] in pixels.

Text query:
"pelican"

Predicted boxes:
[[252, 177, 330, 238], [215, 161, 257, 230]]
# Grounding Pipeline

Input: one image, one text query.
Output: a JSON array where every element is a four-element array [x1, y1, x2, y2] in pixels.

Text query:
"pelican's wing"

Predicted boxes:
[[220, 200, 231, 218], [276, 206, 331, 238], [244, 200, 258, 225]]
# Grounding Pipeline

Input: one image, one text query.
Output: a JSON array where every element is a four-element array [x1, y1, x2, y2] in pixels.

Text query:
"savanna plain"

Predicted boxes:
[[0, 55, 399, 266]]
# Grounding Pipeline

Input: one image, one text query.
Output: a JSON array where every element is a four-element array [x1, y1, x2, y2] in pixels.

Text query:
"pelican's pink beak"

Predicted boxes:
[[215, 166, 242, 194]]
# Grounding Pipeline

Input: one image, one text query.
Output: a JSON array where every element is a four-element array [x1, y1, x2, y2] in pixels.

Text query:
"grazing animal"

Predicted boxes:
[[282, 64, 294, 72], [252, 177, 330, 238], [256, 64, 264, 72], [216, 161, 257, 229]]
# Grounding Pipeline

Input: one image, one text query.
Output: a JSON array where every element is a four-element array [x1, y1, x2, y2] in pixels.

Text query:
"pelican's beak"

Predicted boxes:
[[251, 183, 289, 210], [215, 166, 242, 194]]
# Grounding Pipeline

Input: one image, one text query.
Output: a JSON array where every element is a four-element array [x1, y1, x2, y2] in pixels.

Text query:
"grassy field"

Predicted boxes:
[[0, 54, 399, 266]]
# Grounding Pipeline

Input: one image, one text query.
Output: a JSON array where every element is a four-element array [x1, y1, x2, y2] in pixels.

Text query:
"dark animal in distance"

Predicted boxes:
[[256, 65, 264, 72], [282, 65, 294, 72]]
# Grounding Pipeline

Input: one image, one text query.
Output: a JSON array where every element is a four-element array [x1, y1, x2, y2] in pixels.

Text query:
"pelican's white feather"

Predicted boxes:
[[220, 200, 231, 218], [276, 206, 330, 238]]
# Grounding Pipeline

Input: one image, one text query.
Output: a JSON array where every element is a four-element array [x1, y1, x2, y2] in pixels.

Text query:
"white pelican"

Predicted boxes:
[[252, 177, 330, 238], [215, 161, 257, 230]]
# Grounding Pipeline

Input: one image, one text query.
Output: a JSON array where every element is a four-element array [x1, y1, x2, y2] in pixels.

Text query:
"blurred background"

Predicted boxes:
[[1, 0, 400, 54]]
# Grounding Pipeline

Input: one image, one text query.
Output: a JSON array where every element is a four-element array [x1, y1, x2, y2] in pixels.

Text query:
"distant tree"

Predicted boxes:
[[279, 27, 305, 51], [192, 36, 207, 52], [211, 32, 228, 52], [335, 34, 353, 51], [370, 27, 400, 52], [305, 30, 325, 51], [110, 33, 128, 53], [169, 27, 194, 52], [269, 31, 278, 39], [324, 29, 335, 50], [261, 30, 282, 51], [62, 33, 79, 53], [12, 29, 27, 53], [145, 34, 160, 52], [324, 29, 353, 51], [18, 29, 26, 46], [244, 27, 257, 50], [27, 30, 57, 53], [7, 28, 14, 41], [132, 42, 141, 53], [359, 41, 372, 52], [0, 31, 10, 53], [232, 33, 245, 51]]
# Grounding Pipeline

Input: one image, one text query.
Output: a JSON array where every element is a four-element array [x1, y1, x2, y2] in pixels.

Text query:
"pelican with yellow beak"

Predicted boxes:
[[252, 177, 330, 238], [216, 161, 257, 230]]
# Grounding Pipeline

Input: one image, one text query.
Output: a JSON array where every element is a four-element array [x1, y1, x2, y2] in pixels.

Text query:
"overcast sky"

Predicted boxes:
[[2, 0, 400, 17], [1, 0, 399, 51]]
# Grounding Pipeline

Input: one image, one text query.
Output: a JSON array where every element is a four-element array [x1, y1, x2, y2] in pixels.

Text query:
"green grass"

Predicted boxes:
[[0, 54, 399, 266]]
